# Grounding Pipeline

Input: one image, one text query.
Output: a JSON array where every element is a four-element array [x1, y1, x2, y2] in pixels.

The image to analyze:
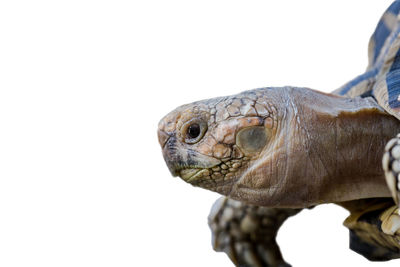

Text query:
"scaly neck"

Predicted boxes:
[[292, 88, 400, 204]]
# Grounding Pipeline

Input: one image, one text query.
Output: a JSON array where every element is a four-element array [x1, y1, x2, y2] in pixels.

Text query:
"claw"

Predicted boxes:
[[381, 206, 400, 236], [385, 170, 399, 204]]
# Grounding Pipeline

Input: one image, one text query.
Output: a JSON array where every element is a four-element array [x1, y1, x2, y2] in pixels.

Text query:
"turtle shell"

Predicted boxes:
[[335, 1, 400, 120]]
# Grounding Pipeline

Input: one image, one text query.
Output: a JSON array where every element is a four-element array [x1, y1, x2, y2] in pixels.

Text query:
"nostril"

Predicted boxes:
[[158, 129, 170, 148]]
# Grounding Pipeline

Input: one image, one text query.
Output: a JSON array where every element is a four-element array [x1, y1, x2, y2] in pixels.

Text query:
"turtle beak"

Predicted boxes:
[[158, 119, 222, 179], [157, 129, 170, 149], [157, 128, 179, 176], [161, 135, 180, 177], [158, 129, 222, 178]]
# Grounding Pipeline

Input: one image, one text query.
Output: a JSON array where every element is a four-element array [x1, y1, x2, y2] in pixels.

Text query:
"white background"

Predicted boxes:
[[0, 0, 399, 266]]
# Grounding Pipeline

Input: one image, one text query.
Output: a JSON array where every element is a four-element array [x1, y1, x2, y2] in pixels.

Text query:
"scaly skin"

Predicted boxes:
[[158, 87, 275, 196], [208, 197, 301, 267], [158, 86, 400, 208]]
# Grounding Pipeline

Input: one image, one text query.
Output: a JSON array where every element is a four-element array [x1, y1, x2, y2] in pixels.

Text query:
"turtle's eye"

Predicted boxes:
[[183, 119, 207, 144], [188, 123, 200, 139]]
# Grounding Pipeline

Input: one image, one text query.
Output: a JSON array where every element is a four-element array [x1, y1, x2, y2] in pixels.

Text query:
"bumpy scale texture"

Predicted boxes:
[[159, 89, 275, 194]]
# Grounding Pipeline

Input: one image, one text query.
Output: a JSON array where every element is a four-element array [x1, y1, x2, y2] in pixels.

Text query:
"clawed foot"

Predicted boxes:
[[343, 199, 400, 261], [383, 134, 400, 205], [208, 197, 299, 267], [381, 206, 400, 239]]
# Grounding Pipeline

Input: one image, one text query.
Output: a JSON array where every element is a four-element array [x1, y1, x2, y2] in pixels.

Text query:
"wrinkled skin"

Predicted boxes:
[[158, 87, 400, 208]]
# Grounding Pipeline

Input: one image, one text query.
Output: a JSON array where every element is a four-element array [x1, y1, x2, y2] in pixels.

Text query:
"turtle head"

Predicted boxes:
[[158, 88, 281, 196], [159, 86, 399, 207]]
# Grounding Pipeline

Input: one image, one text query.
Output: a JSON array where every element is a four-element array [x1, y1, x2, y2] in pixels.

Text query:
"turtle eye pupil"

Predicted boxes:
[[187, 123, 200, 139], [183, 120, 207, 144]]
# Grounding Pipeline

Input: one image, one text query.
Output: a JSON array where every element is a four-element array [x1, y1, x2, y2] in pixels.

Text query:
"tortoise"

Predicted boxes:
[[158, 1, 400, 266]]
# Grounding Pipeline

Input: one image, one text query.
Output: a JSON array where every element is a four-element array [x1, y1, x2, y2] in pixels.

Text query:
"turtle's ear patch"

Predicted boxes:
[[236, 126, 268, 154]]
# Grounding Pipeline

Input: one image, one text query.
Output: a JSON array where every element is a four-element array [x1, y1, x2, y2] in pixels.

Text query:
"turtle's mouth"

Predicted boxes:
[[180, 168, 202, 180], [179, 168, 215, 183], [161, 136, 222, 178], [179, 168, 204, 182]]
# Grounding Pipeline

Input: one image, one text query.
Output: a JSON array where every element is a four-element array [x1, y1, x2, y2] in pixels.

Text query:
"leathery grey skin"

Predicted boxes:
[[158, 86, 400, 266], [158, 86, 400, 208]]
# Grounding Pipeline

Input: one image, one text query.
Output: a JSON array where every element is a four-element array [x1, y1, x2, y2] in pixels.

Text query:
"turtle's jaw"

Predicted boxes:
[[160, 133, 221, 178], [180, 168, 202, 181], [159, 132, 240, 194]]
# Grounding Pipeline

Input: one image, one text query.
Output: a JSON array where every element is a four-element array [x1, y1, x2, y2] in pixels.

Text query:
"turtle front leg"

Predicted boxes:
[[383, 134, 400, 205], [382, 135, 400, 238], [208, 197, 301, 267]]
